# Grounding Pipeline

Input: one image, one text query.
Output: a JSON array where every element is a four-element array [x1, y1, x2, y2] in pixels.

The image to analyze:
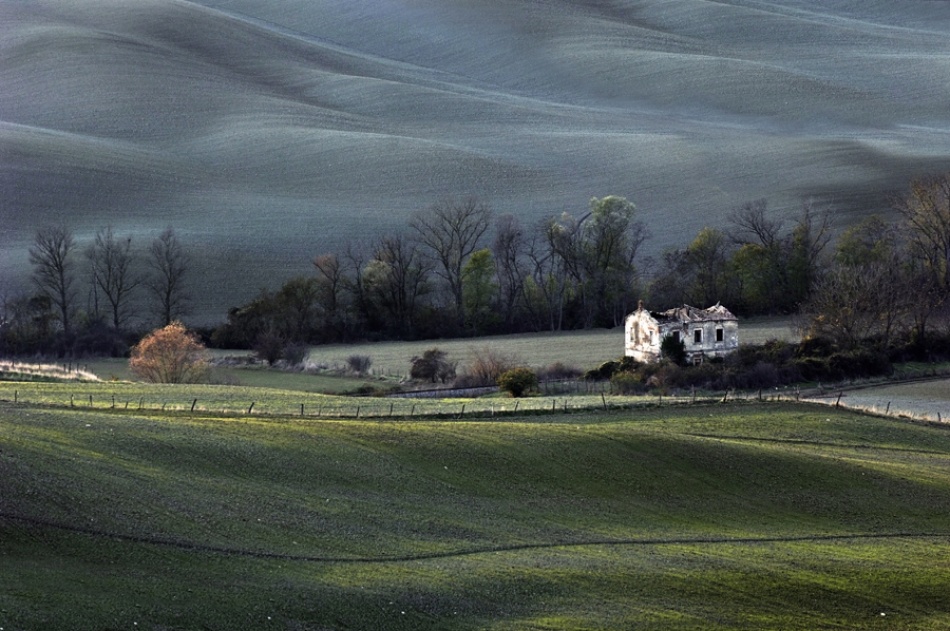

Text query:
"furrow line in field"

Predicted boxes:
[[2, 511, 947, 564]]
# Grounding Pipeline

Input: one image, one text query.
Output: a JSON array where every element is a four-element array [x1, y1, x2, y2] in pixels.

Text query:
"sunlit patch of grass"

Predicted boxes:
[[0, 359, 99, 382]]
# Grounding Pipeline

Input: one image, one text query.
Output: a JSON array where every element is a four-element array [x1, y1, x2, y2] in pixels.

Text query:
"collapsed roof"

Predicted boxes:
[[648, 303, 737, 323]]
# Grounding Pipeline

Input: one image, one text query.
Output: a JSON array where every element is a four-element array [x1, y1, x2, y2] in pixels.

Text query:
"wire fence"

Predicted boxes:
[[2, 378, 948, 423], [0, 382, 799, 421]]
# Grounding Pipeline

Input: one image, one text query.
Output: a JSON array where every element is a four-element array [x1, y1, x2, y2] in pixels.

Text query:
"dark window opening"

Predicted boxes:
[[716, 327, 724, 342], [694, 329, 702, 344]]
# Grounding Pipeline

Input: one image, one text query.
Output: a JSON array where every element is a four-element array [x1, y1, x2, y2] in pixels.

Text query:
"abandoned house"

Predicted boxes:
[[625, 303, 739, 364]]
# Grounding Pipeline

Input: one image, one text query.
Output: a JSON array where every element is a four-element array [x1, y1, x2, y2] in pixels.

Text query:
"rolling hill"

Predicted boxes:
[[4, 398, 950, 628], [4, 0, 950, 321]]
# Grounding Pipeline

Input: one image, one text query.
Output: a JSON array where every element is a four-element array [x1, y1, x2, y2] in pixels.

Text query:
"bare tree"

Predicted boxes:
[[341, 241, 375, 332], [728, 198, 783, 249], [313, 253, 347, 340], [87, 226, 139, 330], [29, 225, 76, 336], [365, 234, 433, 336], [410, 196, 492, 329], [728, 198, 830, 313], [523, 221, 570, 331], [146, 227, 190, 326], [894, 172, 950, 294], [802, 258, 908, 349], [788, 199, 832, 303], [492, 214, 528, 330]]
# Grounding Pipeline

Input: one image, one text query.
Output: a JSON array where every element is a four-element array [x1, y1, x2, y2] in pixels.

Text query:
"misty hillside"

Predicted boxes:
[[3, 0, 950, 322]]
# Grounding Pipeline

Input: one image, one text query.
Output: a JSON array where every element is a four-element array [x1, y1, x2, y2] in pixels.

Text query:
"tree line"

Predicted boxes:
[[4, 172, 950, 360], [213, 176, 950, 360], [210, 195, 648, 354], [0, 226, 190, 356]]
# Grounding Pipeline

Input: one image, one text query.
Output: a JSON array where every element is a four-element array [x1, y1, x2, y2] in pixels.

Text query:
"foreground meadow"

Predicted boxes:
[[3, 391, 950, 629]]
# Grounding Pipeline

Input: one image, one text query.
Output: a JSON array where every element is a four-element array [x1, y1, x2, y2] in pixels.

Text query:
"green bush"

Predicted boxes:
[[796, 336, 838, 359], [678, 361, 726, 390], [829, 348, 892, 380], [660, 335, 687, 366], [732, 361, 781, 390], [643, 361, 683, 394], [793, 356, 836, 382], [609, 371, 644, 394], [497, 367, 538, 397], [585, 359, 621, 381], [585, 356, 638, 381], [734, 340, 795, 368]]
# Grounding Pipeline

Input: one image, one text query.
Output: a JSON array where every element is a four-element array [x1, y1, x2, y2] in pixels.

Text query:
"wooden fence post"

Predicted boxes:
[[192, 399, 198, 412], [247, 402, 255, 414]]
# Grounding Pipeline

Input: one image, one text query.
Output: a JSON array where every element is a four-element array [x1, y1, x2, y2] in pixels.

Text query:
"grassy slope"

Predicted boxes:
[[3, 397, 950, 629]]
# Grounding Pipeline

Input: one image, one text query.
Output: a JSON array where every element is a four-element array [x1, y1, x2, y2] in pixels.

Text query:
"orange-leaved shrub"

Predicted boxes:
[[129, 321, 210, 383]]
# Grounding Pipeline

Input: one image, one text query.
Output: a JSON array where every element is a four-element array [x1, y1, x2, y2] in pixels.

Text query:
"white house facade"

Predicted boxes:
[[625, 303, 739, 363]]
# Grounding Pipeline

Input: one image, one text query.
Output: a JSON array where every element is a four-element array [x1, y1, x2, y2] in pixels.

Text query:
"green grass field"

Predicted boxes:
[[304, 316, 800, 378], [3, 382, 950, 630], [71, 316, 798, 392]]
